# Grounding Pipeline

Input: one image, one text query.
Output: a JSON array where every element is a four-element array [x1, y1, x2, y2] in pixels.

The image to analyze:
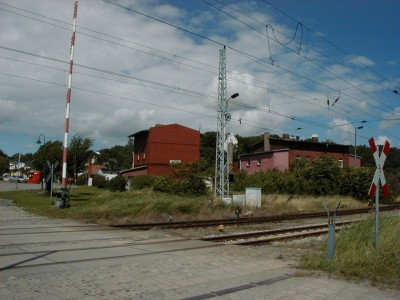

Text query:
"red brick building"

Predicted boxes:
[[120, 124, 200, 179], [239, 132, 361, 175]]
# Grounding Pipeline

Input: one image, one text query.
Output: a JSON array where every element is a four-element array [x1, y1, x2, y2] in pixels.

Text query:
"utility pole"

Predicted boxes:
[[215, 46, 228, 197], [354, 126, 363, 167], [214, 46, 239, 197]]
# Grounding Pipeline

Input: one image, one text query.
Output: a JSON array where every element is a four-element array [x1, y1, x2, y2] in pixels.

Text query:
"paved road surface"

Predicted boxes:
[[0, 181, 52, 192], [0, 194, 398, 299]]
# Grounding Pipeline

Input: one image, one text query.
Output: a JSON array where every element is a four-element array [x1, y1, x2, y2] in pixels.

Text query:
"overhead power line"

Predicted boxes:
[[1, 1, 395, 120], [1, 1, 398, 144]]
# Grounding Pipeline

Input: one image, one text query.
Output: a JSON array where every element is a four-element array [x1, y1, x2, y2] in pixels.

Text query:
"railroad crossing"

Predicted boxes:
[[368, 137, 390, 249]]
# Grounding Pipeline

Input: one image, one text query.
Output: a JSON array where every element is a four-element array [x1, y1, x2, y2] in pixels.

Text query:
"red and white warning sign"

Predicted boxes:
[[368, 137, 390, 199]]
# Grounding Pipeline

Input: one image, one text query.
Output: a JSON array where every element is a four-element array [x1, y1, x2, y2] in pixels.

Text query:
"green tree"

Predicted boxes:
[[96, 144, 132, 170], [200, 131, 216, 175], [0, 155, 9, 175], [32, 140, 63, 179], [68, 134, 93, 179], [0, 149, 9, 174]]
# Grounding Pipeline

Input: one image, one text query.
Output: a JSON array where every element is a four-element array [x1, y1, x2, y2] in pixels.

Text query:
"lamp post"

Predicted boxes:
[[354, 126, 363, 167], [36, 134, 46, 145], [226, 93, 239, 173]]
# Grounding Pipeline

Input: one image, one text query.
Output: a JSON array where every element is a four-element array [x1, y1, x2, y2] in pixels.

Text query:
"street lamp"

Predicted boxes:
[[230, 93, 239, 99], [36, 134, 46, 145], [354, 126, 363, 167]]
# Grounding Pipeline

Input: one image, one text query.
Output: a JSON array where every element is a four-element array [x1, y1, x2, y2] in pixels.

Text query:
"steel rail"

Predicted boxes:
[[236, 227, 341, 246], [200, 220, 355, 242], [112, 204, 399, 230]]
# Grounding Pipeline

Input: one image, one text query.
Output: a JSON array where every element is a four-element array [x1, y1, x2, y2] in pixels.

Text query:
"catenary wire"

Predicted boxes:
[[0, 2, 394, 123]]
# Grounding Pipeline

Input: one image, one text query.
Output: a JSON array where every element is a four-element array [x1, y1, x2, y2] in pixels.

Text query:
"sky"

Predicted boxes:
[[0, 0, 399, 157]]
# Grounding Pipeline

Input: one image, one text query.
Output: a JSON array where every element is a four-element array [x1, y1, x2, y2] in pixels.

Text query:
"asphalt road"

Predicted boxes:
[[0, 181, 60, 192]]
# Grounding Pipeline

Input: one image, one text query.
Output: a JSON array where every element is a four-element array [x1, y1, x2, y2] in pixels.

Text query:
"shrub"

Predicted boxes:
[[339, 167, 374, 201], [153, 176, 173, 193], [177, 175, 207, 196], [76, 174, 86, 185], [107, 175, 127, 192], [130, 175, 156, 190], [231, 156, 382, 199], [153, 175, 207, 196], [307, 156, 341, 195], [92, 174, 107, 188]]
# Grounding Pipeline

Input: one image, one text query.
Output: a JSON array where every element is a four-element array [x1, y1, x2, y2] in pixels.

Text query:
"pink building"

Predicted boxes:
[[239, 149, 289, 174], [239, 133, 362, 175]]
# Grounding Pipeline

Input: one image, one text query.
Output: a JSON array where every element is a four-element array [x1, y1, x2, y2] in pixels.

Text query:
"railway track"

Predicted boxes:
[[112, 204, 399, 230], [200, 220, 356, 246]]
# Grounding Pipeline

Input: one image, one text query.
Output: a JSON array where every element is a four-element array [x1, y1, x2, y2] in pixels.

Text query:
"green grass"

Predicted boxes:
[[0, 187, 369, 224], [0, 186, 213, 224], [300, 216, 400, 288]]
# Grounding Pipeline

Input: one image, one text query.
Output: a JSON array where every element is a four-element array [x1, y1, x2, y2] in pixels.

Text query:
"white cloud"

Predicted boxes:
[[346, 55, 375, 67], [0, 0, 397, 155], [376, 136, 391, 146]]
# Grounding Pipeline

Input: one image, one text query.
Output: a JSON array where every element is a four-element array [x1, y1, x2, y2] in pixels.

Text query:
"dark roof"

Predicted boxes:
[[128, 129, 149, 139], [119, 165, 147, 175], [251, 136, 350, 153], [238, 148, 289, 158]]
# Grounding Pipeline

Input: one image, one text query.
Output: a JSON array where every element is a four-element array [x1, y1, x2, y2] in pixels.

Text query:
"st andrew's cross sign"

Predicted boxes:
[[368, 137, 390, 199], [368, 137, 390, 249]]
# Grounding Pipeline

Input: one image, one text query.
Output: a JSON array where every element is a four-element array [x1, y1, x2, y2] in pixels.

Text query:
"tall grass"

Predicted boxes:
[[300, 215, 400, 287], [0, 187, 213, 223], [0, 187, 370, 224]]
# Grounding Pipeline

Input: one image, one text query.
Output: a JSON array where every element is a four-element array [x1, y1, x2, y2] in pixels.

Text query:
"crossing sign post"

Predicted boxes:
[[46, 160, 59, 204], [368, 137, 390, 249]]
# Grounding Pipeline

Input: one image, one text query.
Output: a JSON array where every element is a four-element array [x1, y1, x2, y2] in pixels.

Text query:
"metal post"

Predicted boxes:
[[354, 127, 357, 167], [374, 176, 379, 249], [50, 163, 54, 204], [215, 46, 227, 197], [354, 126, 363, 167], [323, 201, 341, 260]]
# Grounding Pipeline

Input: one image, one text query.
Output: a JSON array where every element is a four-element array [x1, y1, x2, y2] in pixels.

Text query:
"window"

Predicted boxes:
[[338, 159, 343, 168], [257, 156, 261, 166], [296, 155, 301, 160], [246, 158, 250, 167]]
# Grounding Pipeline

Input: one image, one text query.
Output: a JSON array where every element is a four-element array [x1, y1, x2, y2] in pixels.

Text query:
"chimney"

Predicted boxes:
[[282, 133, 290, 140], [311, 136, 319, 143], [264, 132, 271, 151]]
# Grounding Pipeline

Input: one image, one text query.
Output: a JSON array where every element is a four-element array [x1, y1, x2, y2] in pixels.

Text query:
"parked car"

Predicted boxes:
[[18, 176, 28, 183], [9, 176, 28, 183]]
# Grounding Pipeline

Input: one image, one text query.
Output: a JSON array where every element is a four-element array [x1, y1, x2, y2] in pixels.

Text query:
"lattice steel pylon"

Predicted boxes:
[[215, 46, 229, 197]]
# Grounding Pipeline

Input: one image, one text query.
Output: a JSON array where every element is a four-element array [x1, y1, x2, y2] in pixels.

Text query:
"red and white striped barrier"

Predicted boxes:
[[368, 137, 390, 199], [62, 0, 78, 189]]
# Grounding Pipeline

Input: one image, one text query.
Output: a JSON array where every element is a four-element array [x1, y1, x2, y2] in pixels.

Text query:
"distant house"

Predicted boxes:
[[120, 124, 200, 179], [95, 168, 119, 180], [239, 132, 361, 175]]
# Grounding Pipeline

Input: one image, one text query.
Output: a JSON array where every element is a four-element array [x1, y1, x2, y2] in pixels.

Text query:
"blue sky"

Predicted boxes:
[[0, 0, 399, 157]]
